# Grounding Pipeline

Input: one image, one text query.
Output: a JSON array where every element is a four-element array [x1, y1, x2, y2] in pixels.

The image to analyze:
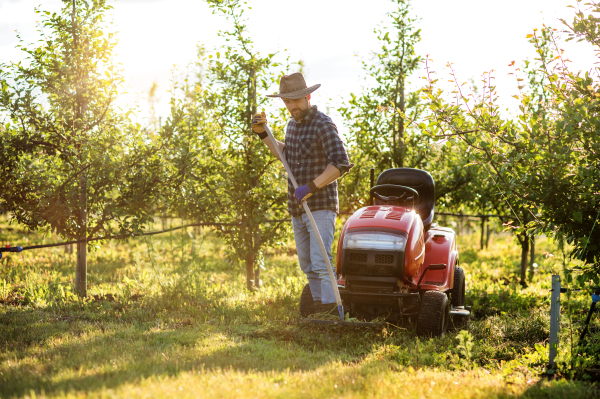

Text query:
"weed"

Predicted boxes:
[[456, 330, 474, 369]]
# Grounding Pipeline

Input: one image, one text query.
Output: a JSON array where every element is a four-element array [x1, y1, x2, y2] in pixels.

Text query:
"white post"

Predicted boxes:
[[263, 125, 344, 320], [549, 275, 561, 367]]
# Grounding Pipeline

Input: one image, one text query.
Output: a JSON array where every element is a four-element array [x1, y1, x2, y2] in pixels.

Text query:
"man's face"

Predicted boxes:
[[282, 96, 311, 121]]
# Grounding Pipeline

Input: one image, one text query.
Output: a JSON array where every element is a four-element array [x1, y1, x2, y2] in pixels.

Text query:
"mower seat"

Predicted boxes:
[[376, 168, 435, 227]]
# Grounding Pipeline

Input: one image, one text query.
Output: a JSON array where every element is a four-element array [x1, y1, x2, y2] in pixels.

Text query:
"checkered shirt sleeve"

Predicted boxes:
[[283, 106, 354, 217]]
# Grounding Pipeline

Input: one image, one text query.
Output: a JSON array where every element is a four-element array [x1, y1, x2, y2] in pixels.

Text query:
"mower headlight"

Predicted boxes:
[[343, 232, 406, 251]]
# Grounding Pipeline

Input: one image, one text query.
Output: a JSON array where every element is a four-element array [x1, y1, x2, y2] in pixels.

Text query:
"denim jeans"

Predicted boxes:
[[292, 210, 337, 304]]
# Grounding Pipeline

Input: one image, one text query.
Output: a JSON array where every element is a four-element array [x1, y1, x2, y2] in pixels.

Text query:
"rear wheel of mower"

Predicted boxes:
[[450, 266, 465, 307], [417, 291, 450, 337], [299, 283, 315, 317]]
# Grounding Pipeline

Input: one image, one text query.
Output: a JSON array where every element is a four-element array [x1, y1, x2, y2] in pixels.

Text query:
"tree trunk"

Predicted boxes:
[[245, 253, 255, 291], [72, 0, 87, 296], [480, 217, 486, 250], [253, 262, 261, 289], [529, 236, 536, 278], [244, 67, 260, 291], [253, 229, 261, 288], [519, 234, 529, 286], [75, 176, 87, 296], [398, 72, 405, 167], [242, 213, 255, 291], [485, 220, 492, 248], [243, 224, 262, 291], [250, 68, 257, 116]]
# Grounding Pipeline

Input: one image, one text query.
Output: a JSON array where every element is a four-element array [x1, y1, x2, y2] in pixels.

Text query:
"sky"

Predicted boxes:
[[0, 0, 597, 135]]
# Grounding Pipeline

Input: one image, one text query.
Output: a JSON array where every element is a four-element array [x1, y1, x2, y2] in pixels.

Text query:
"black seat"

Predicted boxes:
[[375, 168, 435, 226]]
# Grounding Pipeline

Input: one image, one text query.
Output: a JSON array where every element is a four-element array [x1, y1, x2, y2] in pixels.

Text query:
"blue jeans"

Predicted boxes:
[[292, 210, 337, 304]]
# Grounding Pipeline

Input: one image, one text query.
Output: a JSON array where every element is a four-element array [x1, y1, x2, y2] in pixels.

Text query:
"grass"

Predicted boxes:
[[0, 218, 598, 398]]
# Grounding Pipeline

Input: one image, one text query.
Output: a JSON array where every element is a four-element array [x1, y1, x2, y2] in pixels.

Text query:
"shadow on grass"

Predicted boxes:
[[0, 290, 391, 398], [520, 378, 598, 398]]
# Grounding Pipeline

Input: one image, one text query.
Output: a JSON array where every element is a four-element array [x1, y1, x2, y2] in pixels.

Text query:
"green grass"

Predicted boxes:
[[0, 219, 598, 398]]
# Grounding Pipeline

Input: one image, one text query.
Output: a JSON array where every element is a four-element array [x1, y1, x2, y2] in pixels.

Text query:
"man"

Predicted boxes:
[[251, 72, 353, 314]]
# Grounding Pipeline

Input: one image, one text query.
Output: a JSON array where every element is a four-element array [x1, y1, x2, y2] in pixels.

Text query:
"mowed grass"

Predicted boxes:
[[0, 218, 598, 398]]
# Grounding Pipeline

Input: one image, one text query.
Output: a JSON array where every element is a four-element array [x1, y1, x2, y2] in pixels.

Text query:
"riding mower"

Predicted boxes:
[[299, 168, 470, 337]]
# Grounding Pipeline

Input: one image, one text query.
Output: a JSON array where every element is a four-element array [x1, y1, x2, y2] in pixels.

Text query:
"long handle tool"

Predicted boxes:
[[263, 125, 344, 321]]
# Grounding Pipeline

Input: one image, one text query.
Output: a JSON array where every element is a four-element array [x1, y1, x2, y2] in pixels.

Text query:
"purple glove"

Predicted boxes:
[[294, 183, 318, 205], [294, 185, 312, 205]]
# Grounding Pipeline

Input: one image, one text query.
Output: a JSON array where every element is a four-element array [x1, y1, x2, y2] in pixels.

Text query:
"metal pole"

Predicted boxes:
[[263, 125, 344, 321], [549, 275, 561, 367]]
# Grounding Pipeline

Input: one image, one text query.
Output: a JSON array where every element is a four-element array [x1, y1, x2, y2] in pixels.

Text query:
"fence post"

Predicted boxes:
[[549, 275, 561, 367]]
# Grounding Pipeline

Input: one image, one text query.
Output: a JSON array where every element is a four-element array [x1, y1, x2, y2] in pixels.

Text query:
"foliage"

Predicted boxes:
[[163, 0, 293, 290], [154, 48, 226, 221], [338, 0, 479, 211], [456, 330, 474, 369], [340, 0, 422, 170], [421, 2, 600, 283], [0, 1, 159, 243]]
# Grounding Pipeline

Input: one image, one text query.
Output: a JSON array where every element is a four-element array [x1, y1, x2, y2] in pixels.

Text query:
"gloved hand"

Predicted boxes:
[[252, 112, 268, 139], [294, 182, 318, 205]]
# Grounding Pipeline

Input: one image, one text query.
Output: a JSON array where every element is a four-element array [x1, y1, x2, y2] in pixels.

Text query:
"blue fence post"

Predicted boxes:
[[549, 275, 561, 367]]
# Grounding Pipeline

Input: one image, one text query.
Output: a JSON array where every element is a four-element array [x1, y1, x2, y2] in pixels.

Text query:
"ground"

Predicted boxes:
[[0, 217, 598, 398]]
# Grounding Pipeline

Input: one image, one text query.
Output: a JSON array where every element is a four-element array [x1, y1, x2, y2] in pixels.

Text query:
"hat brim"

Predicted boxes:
[[266, 84, 321, 99]]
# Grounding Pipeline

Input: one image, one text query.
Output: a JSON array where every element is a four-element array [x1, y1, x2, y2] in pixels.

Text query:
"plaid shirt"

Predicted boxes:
[[284, 106, 353, 216]]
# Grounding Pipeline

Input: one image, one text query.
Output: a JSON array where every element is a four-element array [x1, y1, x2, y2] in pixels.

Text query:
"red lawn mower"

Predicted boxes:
[[300, 168, 470, 337]]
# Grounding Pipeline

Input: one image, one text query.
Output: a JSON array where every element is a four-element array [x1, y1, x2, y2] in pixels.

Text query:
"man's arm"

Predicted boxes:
[[252, 112, 285, 161], [313, 164, 341, 189], [262, 136, 285, 161], [316, 121, 354, 182]]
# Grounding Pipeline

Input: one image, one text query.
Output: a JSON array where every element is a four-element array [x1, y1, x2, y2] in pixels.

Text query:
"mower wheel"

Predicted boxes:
[[417, 291, 450, 337], [299, 283, 315, 317], [450, 266, 465, 307]]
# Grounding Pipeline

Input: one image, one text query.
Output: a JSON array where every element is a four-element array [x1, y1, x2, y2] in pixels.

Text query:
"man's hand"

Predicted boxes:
[[252, 112, 268, 139], [294, 182, 319, 205]]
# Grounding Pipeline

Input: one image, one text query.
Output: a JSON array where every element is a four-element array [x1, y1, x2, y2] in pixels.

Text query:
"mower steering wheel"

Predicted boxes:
[[370, 184, 419, 208]]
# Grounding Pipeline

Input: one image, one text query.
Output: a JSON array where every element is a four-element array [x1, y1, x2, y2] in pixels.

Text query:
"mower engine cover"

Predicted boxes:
[[337, 206, 425, 280]]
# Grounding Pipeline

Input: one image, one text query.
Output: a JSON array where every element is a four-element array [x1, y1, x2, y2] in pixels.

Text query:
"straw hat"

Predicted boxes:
[[266, 72, 320, 99]]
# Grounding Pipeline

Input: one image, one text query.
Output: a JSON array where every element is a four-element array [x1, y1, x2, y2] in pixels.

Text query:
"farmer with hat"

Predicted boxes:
[[252, 72, 353, 314]]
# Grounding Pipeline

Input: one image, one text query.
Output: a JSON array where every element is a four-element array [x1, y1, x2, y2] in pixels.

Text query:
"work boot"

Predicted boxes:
[[321, 303, 337, 314], [312, 300, 322, 315]]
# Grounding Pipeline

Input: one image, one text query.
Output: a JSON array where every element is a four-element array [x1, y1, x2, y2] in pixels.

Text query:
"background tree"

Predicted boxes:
[[164, 0, 292, 290], [153, 49, 226, 225], [338, 0, 477, 212], [422, 2, 600, 285], [430, 59, 549, 285], [0, 0, 160, 296]]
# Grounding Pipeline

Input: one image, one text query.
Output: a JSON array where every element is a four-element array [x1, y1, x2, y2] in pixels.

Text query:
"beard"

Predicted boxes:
[[291, 106, 310, 121]]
